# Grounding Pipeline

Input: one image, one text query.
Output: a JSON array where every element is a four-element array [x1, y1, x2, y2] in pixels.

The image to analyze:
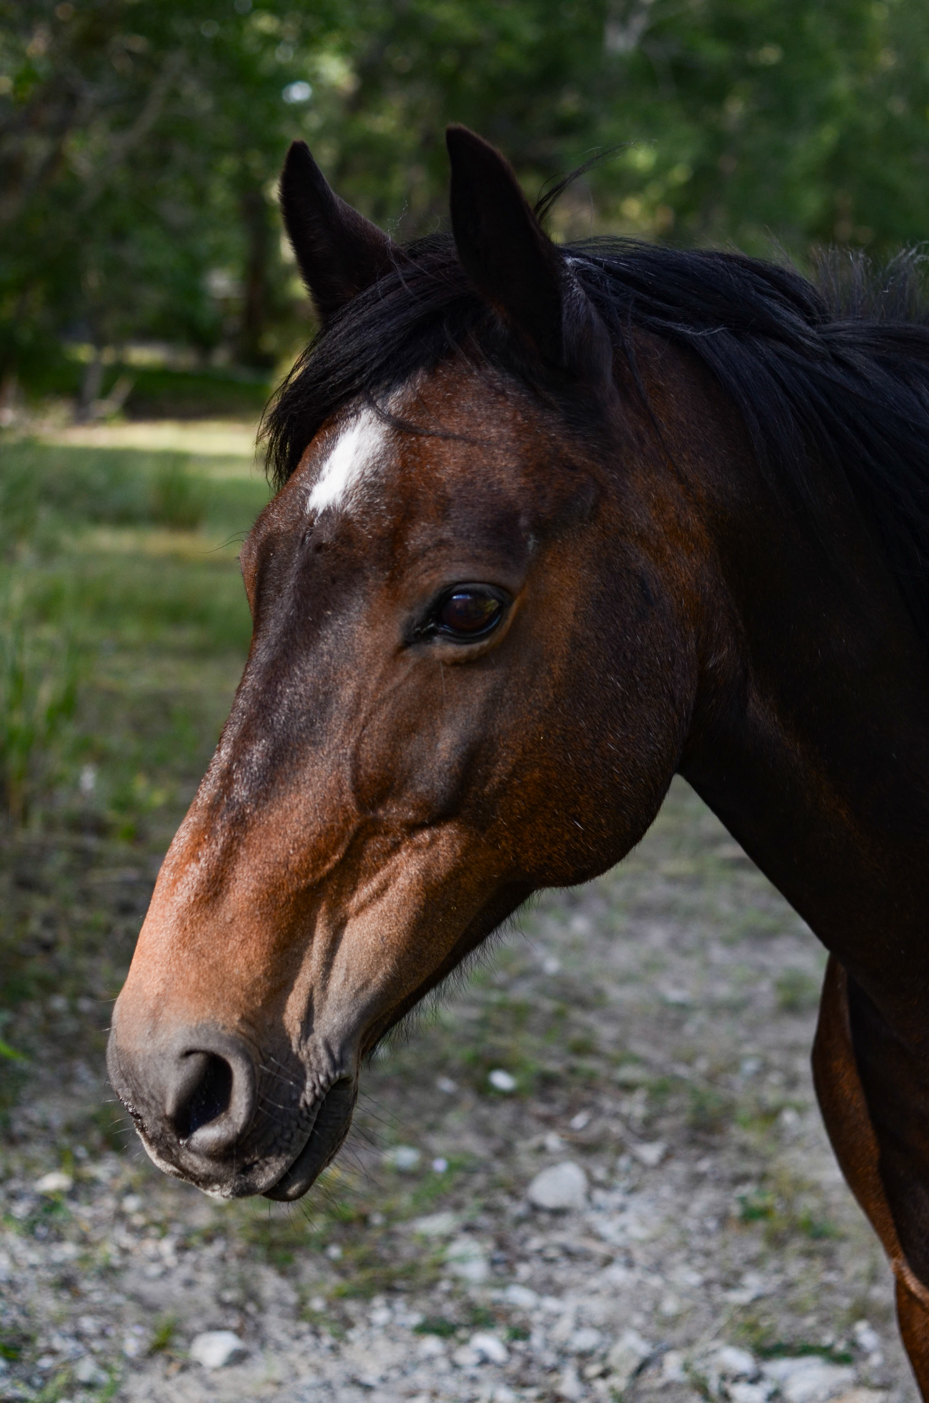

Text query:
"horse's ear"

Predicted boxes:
[[446, 125, 565, 365], [280, 140, 396, 323]]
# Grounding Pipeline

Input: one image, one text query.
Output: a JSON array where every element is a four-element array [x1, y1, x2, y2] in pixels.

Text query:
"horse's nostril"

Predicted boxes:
[[169, 1051, 234, 1141]]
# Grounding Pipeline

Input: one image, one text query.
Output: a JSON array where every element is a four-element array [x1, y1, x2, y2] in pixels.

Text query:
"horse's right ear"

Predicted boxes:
[[279, 141, 397, 324]]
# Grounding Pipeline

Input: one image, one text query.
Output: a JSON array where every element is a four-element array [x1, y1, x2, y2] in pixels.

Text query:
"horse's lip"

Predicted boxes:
[[262, 1076, 356, 1202]]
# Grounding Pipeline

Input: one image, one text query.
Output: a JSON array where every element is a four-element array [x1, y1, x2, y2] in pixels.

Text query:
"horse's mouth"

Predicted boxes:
[[262, 1075, 357, 1201]]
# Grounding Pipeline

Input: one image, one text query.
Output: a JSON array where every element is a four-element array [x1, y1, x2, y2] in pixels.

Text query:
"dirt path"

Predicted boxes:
[[0, 777, 916, 1403]]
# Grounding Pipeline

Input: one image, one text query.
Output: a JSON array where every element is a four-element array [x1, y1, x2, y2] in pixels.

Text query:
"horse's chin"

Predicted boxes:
[[263, 1076, 357, 1202]]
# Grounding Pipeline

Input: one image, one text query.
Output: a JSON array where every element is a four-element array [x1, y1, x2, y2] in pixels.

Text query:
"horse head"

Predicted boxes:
[[106, 128, 704, 1201]]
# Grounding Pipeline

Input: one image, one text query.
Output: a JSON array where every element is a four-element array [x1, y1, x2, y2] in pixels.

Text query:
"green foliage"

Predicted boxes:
[[149, 457, 206, 531], [0, 589, 79, 823], [687, 1083, 732, 1135], [414, 1316, 458, 1338], [2, 0, 929, 394], [736, 1168, 842, 1247], [0, 440, 209, 551], [147, 1316, 176, 1356]]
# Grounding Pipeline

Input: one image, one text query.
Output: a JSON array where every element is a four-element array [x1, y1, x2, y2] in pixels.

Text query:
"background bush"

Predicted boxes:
[[2, 0, 929, 405]]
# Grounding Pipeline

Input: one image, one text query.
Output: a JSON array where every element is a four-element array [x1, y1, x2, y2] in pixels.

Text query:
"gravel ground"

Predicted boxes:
[[0, 778, 916, 1403]]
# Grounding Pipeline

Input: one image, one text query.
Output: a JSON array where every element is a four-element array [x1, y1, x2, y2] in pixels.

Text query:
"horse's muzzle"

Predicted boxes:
[[106, 1014, 350, 1199]]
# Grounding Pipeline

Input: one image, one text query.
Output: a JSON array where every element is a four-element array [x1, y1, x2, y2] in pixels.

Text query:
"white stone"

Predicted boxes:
[[418, 1335, 446, 1358], [488, 1069, 517, 1093], [852, 1322, 881, 1355], [615, 1063, 650, 1086], [725, 1271, 769, 1305], [568, 1327, 602, 1355], [558, 1363, 584, 1400], [35, 1171, 73, 1194], [527, 1161, 589, 1211], [730, 1384, 776, 1403], [470, 1331, 508, 1365], [383, 1145, 421, 1172], [829, 1392, 890, 1403], [631, 1140, 666, 1168], [715, 1346, 760, 1380], [761, 1358, 856, 1403], [411, 1211, 458, 1237], [189, 1331, 247, 1369], [74, 1357, 107, 1386], [445, 1236, 489, 1282], [503, 1283, 539, 1309], [662, 1350, 688, 1383], [607, 1329, 652, 1389]]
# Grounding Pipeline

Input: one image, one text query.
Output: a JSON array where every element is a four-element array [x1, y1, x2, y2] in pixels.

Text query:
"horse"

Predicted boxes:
[[107, 126, 929, 1391]]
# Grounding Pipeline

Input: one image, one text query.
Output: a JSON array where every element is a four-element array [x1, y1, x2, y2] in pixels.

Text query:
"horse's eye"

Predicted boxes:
[[434, 587, 505, 640]]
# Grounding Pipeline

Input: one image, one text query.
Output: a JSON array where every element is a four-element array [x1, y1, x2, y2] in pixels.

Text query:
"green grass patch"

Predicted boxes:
[[147, 1315, 177, 1355], [0, 425, 268, 1074], [734, 1311, 854, 1365], [687, 1085, 733, 1135], [735, 1170, 844, 1248], [775, 968, 822, 1014], [414, 1316, 458, 1337]]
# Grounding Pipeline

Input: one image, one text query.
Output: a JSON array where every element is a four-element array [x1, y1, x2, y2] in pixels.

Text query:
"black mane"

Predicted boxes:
[[264, 235, 929, 645]]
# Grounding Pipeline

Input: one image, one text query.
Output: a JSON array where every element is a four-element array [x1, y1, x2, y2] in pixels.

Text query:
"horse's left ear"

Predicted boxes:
[[447, 126, 611, 389], [447, 126, 565, 365], [280, 140, 397, 324]]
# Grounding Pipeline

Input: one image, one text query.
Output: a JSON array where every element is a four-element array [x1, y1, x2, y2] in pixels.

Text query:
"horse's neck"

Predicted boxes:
[[678, 445, 929, 1025]]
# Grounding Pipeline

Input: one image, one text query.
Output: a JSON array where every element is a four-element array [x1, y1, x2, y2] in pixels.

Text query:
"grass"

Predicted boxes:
[[147, 1316, 177, 1355], [733, 1311, 855, 1365], [735, 1167, 842, 1247], [0, 589, 80, 823], [0, 421, 268, 1072], [775, 967, 822, 1013]]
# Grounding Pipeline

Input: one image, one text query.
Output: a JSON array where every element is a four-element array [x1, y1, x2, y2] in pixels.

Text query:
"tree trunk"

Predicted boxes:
[[236, 182, 274, 368]]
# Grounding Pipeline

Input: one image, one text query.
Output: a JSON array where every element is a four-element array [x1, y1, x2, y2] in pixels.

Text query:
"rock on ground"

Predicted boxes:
[[527, 1162, 589, 1211], [189, 1330, 247, 1369]]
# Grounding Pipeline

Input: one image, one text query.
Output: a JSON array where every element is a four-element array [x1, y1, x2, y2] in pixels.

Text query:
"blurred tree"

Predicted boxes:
[[322, 0, 929, 256], [0, 0, 927, 391], [0, 0, 339, 385]]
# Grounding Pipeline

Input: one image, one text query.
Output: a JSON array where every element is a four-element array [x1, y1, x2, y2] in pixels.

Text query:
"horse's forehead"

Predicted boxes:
[[298, 377, 534, 526], [305, 405, 389, 517]]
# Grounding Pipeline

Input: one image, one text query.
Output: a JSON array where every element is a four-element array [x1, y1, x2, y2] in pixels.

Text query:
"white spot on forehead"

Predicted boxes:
[[307, 407, 387, 516]]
